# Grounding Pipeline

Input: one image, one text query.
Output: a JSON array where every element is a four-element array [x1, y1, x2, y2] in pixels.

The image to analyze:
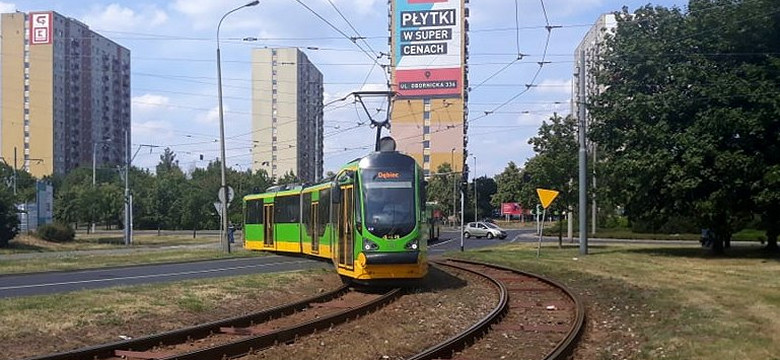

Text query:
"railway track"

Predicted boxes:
[[24, 284, 401, 360], [410, 259, 585, 360], [24, 259, 582, 360]]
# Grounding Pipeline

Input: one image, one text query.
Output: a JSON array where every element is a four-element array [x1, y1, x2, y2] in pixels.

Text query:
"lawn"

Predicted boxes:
[[446, 242, 780, 359], [0, 232, 221, 254], [0, 234, 261, 275]]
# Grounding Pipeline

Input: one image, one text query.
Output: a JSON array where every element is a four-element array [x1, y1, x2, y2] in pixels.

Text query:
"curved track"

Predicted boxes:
[[24, 284, 401, 360], [411, 259, 585, 360]]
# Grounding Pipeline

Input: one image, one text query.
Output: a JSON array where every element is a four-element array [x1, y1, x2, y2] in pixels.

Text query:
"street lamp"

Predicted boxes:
[[217, 0, 259, 253]]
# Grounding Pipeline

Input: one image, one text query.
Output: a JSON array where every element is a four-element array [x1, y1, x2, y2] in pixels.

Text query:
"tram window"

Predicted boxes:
[[246, 199, 263, 224], [302, 192, 312, 235], [319, 188, 330, 236], [275, 195, 300, 223]]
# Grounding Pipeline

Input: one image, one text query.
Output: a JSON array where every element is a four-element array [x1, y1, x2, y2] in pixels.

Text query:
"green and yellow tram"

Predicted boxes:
[[243, 147, 428, 283]]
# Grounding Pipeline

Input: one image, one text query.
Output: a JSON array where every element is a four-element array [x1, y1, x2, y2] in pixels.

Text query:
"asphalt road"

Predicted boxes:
[[0, 256, 328, 299]]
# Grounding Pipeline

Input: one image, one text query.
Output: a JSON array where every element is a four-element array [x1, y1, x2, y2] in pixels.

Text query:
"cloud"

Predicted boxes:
[[197, 106, 222, 125], [82, 4, 167, 32], [0, 2, 15, 13], [536, 78, 573, 95], [132, 94, 171, 112], [132, 120, 174, 140]]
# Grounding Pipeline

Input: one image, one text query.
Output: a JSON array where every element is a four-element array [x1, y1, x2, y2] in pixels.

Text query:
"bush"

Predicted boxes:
[[36, 223, 75, 243], [0, 190, 19, 247]]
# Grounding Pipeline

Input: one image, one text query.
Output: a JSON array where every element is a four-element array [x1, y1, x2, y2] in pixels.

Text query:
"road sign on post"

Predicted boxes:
[[213, 201, 223, 219], [218, 186, 234, 205], [536, 188, 560, 209], [535, 188, 560, 258]]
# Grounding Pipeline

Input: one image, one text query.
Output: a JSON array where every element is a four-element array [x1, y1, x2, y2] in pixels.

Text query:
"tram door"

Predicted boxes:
[[263, 204, 274, 248], [311, 202, 319, 254], [337, 185, 354, 269]]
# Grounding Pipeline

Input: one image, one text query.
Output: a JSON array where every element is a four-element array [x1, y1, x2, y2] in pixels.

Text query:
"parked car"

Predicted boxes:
[[464, 221, 507, 239]]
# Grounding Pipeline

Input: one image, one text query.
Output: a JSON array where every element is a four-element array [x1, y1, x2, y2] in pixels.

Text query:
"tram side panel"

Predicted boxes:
[[273, 193, 302, 253]]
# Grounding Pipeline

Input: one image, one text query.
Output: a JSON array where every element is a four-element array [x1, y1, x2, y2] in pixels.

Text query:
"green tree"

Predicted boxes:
[[277, 170, 298, 185], [469, 176, 497, 221], [427, 163, 457, 217], [491, 161, 523, 209], [153, 149, 185, 232], [589, 1, 780, 253], [520, 113, 578, 217], [0, 188, 19, 247]]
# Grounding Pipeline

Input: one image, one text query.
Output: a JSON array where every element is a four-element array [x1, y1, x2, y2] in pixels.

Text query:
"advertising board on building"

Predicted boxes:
[[393, 0, 462, 98], [29, 12, 53, 45]]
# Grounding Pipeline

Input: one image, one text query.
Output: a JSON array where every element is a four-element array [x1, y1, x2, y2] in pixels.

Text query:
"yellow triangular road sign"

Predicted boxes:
[[536, 188, 559, 209]]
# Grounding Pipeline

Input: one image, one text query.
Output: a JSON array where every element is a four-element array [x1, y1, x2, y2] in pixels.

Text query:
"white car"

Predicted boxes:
[[464, 222, 507, 239]]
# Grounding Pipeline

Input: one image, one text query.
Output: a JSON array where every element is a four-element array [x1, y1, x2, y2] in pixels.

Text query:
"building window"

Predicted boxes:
[[423, 154, 430, 163], [423, 98, 430, 105], [422, 140, 430, 148], [423, 169, 430, 177]]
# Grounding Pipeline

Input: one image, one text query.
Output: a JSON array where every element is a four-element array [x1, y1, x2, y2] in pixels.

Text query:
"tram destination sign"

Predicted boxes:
[[393, 0, 463, 98]]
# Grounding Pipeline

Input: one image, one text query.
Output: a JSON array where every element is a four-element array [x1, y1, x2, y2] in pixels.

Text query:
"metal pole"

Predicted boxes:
[[13, 147, 17, 196], [578, 49, 588, 255], [217, 43, 229, 253], [124, 129, 130, 245], [451, 148, 455, 225], [473, 155, 477, 222], [216, 1, 258, 253], [592, 144, 597, 234], [92, 143, 97, 233], [537, 208, 545, 258], [92, 143, 97, 187], [460, 189, 464, 252]]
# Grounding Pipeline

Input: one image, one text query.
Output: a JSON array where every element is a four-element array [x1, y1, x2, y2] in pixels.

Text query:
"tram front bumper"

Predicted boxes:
[[363, 251, 420, 265]]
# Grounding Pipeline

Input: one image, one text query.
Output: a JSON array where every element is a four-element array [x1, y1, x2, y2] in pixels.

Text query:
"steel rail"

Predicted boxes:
[[406, 260, 510, 360], [160, 287, 402, 360], [23, 284, 350, 360], [414, 258, 586, 360]]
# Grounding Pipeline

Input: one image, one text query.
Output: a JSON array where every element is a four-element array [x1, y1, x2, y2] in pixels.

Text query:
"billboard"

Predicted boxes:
[[29, 12, 53, 45], [501, 202, 523, 216], [393, 0, 462, 98]]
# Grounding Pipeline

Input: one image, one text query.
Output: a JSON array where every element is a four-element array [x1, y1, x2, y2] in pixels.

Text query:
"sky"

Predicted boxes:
[[9, 0, 687, 179]]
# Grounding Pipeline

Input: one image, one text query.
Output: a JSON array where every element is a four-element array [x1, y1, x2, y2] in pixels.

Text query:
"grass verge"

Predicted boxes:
[[0, 233, 221, 254], [445, 243, 780, 359], [0, 248, 263, 275], [541, 226, 768, 242], [0, 269, 341, 359]]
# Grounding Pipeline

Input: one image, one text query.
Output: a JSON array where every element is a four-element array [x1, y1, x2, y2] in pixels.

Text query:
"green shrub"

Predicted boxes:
[[0, 190, 19, 247], [36, 223, 75, 243]]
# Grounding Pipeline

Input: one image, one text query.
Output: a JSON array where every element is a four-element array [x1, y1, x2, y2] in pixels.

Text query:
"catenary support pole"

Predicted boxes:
[[578, 50, 588, 255], [460, 189, 465, 252]]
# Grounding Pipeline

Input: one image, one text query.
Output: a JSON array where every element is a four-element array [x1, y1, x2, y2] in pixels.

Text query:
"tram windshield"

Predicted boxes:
[[361, 167, 416, 238]]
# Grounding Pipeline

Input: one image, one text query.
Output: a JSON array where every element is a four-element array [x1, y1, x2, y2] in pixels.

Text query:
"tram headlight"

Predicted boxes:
[[405, 239, 419, 250], [364, 239, 379, 251]]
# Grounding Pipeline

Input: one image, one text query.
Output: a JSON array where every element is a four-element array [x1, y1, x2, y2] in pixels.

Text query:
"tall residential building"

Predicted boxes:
[[572, 13, 617, 126], [0, 11, 130, 177], [251, 48, 323, 183], [388, 0, 469, 180]]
